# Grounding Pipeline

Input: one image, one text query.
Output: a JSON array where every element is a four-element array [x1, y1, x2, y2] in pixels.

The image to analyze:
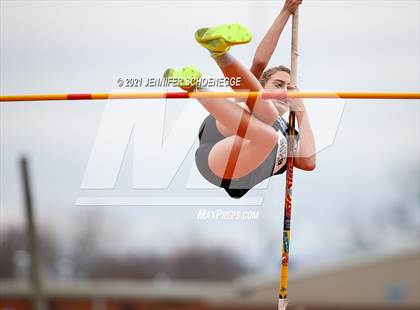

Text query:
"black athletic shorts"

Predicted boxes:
[[195, 114, 298, 199]]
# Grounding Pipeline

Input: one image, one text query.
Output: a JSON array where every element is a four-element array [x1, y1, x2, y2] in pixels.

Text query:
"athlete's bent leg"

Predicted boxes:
[[208, 134, 278, 180]]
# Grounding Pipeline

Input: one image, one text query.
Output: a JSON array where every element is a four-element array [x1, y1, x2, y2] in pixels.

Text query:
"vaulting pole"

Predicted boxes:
[[278, 7, 299, 310]]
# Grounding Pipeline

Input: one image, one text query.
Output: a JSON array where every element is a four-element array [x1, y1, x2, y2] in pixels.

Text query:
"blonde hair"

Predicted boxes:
[[259, 65, 291, 87]]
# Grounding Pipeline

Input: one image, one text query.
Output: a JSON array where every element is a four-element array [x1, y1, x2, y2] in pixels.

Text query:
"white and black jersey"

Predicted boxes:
[[195, 114, 299, 199]]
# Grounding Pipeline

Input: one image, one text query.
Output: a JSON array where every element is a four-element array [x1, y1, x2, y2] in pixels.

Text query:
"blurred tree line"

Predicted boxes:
[[1, 165, 418, 281], [345, 165, 419, 253], [0, 217, 246, 281]]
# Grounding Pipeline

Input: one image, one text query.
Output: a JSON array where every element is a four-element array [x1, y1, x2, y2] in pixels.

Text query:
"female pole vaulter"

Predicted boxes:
[[165, 0, 315, 199]]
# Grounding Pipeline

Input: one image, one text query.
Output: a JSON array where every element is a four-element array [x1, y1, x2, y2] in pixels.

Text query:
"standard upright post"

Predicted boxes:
[[21, 157, 48, 310]]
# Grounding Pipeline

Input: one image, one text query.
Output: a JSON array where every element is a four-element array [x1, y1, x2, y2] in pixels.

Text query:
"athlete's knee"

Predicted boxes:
[[264, 110, 279, 126], [253, 99, 279, 125]]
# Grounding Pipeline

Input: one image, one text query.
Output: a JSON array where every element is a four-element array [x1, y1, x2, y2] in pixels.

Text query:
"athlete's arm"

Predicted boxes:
[[288, 87, 316, 171], [250, 0, 302, 79]]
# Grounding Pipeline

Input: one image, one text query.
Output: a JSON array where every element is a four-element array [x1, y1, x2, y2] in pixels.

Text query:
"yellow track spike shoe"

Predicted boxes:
[[195, 23, 252, 57], [163, 66, 202, 91]]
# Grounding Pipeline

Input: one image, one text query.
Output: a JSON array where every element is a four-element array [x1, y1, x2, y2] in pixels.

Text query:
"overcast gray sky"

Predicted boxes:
[[1, 1, 419, 274]]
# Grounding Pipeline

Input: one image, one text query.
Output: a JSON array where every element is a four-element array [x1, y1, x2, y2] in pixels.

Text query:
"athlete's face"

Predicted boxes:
[[263, 70, 291, 115]]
